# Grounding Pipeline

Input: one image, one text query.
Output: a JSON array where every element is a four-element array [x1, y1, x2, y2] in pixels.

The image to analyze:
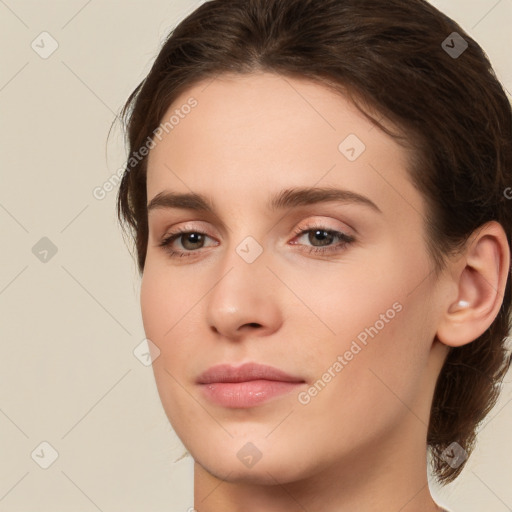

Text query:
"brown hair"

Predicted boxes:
[[116, 0, 512, 484]]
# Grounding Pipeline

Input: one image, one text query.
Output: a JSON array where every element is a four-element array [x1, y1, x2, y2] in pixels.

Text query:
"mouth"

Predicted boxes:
[[196, 362, 306, 408]]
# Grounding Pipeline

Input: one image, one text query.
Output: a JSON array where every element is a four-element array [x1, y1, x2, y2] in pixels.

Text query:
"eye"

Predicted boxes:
[[290, 223, 355, 256], [158, 230, 215, 258], [158, 222, 355, 259]]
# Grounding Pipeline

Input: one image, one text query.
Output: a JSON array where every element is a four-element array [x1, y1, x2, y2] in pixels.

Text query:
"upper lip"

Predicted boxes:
[[196, 362, 305, 384]]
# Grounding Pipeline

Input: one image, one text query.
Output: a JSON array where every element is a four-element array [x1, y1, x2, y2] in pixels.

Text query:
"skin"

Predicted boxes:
[[141, 72, 509, 512]]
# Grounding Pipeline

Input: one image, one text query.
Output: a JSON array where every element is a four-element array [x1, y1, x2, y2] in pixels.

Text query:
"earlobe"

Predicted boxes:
[[436, 221, 510, 348]]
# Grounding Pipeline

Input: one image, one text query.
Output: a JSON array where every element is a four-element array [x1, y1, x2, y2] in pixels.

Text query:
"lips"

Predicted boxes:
[[197, 362, 306, 408], [197, 362, 305, 384]]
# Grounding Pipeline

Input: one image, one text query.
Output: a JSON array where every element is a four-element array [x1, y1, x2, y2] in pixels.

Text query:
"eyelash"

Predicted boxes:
[[158, 223, 355, 259]]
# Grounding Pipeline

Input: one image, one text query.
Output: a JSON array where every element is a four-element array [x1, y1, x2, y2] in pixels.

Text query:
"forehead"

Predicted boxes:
[[145, 72, 423, 222]]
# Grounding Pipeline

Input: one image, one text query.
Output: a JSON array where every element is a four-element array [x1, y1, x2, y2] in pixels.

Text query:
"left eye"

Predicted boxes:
[[158, 225, 355, 259], [161, 231, 209, 251], [289, 226, 355, 256]]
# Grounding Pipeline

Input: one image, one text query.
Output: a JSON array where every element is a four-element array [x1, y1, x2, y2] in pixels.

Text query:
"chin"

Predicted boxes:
[[185, 433, 313, 484], [195, 453, 307, 485]]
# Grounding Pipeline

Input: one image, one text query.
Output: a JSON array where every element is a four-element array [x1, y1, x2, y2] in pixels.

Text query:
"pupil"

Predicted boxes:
[[184, 233, 202, 248], [311, 229, 332, 246]]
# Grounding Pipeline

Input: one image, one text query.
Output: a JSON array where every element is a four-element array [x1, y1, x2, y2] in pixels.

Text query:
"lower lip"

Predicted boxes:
[[200, 380, 304, 408]]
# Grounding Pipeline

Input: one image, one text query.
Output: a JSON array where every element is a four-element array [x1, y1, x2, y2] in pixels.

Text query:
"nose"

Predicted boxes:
[[205, 251, 283, 342]]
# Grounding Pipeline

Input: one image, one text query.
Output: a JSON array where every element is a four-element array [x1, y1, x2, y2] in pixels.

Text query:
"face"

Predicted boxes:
[[141, 72, 449, 485]]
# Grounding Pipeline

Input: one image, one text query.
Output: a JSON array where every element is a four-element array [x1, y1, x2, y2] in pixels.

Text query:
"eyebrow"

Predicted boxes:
[[147, 186, 382, 215]]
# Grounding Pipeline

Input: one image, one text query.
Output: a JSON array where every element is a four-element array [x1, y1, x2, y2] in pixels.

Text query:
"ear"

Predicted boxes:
[[436, 221, 511, 348]]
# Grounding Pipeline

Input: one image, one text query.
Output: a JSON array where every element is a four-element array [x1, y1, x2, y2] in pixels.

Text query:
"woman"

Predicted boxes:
[[116, 0, 512, 510]]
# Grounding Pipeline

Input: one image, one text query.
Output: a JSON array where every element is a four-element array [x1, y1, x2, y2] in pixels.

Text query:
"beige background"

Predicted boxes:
[[0, 1, 511, 511]]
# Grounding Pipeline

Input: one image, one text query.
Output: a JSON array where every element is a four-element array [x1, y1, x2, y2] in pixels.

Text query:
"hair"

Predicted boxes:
[[116, 0, 512, 485]]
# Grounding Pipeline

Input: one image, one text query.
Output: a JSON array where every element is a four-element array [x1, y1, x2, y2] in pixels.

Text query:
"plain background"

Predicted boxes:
[[0, 1, 511, 511]]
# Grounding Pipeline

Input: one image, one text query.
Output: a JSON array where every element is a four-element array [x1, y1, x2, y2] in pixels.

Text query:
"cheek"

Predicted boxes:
[[140, 257, 190, 337], [333, 293, 434, 418], [140, 267, 168, 341], [140, 262, 205, 380], [140, 264, 184, 362], [295, 305, 433, 453], [140, 265, 199, 425], [302, 247, 435, 407]]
